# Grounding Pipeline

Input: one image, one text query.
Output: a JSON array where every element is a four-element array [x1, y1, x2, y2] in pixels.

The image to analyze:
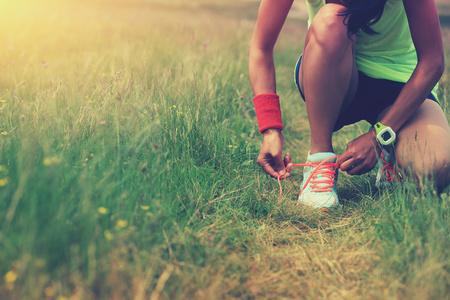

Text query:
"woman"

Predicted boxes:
[[249, 0, 450, 209]]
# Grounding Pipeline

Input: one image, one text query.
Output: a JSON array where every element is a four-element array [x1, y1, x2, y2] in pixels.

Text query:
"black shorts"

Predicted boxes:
[[294, 55, 438, 131]]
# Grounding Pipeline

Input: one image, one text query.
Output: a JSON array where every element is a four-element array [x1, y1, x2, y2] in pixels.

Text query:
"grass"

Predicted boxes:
[[0, 0, 449, 299]]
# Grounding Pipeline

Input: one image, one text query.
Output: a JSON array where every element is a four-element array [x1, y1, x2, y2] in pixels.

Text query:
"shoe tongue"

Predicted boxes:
[[307, 152, 337, 163]]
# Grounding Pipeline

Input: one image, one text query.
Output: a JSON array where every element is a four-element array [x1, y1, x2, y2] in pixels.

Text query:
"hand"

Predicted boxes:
[[337, 130, 381, 175], [256, 129, 293, 179]]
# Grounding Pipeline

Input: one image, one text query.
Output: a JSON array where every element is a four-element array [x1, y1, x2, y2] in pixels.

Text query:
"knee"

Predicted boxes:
[[398, 146, 450, 190], [308, 4, 351, 50]]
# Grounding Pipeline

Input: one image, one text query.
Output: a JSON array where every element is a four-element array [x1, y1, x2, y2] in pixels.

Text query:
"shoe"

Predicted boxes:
[[297, 152, 339, 210], [375, 149, 403, 188]]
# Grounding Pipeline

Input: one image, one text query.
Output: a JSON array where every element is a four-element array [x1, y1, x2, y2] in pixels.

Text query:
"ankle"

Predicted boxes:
[[309, 148, 334, 156]]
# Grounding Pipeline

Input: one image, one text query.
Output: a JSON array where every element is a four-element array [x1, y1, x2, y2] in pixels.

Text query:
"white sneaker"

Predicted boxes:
[[297, 152, 339, 210]]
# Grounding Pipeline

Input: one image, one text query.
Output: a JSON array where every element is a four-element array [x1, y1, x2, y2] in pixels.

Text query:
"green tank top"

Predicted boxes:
[[304, 0, 439, 100]]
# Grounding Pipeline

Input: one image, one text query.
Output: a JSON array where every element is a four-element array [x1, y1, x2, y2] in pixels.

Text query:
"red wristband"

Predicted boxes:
[[253, 93, 284, 133]]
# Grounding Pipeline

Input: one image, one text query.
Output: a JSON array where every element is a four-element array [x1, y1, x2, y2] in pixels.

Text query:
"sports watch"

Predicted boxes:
[[374, 122, 396, 146]]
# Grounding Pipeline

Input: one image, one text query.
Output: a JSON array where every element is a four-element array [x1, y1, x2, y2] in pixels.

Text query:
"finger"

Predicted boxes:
[[346, 164, 366, 176], [260, 161, 281, 179], [336, 151, 351, 168], [284, 153, 293, 173], [274, 156, 287, 179], [339, 159, 355, 172]]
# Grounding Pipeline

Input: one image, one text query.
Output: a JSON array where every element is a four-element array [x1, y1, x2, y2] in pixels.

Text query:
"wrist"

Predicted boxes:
[[253, 93, 284, 133], [262, 128, 282, 135], [374, 121, 396, 146]]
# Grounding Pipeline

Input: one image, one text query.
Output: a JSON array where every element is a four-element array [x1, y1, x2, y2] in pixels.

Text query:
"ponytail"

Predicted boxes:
[[339, 0, 388, 36]]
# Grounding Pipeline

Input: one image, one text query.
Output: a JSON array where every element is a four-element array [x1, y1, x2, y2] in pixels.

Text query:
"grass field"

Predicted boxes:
[[0, 0, 449, 299]]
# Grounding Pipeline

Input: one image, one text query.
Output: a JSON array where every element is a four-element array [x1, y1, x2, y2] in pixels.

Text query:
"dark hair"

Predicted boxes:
[[339, 0, 388, 36]]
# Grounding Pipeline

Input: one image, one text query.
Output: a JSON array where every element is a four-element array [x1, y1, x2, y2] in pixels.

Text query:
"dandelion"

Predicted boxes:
[[178, 111, 183, 115], [104, 230, 113, 240], [43, 158, 52, 166], [140, 205, 150, 211], [233, 146, 237, 148], [172, 105, 176, 108], [4, 270, 17, 283], [0, 178, 9, 187], [228, 145, 233, 148], [1, 131, 8, 135], [117, 220, 128, 228], [90, 153, 94, 158], [97, 207, 109, 214], [85, 158, 88, 162], [0, 100, 6, 103]]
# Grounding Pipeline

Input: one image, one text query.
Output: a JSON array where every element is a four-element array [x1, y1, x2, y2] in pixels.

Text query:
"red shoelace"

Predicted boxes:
[[277, 155, 340, 202], [380, 152, 402, 183]]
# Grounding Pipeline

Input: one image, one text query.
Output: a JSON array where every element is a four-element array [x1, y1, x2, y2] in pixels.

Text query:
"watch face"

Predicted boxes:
[[377, 126, 396, 146], [381, 131, 392, 141]]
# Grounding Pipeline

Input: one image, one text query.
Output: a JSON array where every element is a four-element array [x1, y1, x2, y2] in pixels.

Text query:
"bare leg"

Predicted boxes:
[[395, 100, 450, 191], [377, 100, 450, 191], [298, 4, 359, 155]]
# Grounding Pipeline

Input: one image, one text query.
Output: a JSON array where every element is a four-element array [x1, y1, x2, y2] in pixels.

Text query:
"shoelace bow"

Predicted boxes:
[[380, 152, 402, 182], [277, 155, 340, 202]]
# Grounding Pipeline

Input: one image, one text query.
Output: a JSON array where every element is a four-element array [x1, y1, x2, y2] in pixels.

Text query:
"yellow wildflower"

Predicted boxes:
[[97, 207, 109, 215], [172, 105, 176, 108], [4, 270, 17, 283], [0, 100, 6, 103], [140, 205, 150, 211], [0, 178, 9, 187], [117, 220, 128, 228], [90, 153, 94, 157], [104, 230, 113, 240], [43, 158, 52, 166], [1, 131, 8, 135]]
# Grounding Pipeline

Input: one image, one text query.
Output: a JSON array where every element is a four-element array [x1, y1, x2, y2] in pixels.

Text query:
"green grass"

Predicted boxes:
[[0, 0, 449, 299]]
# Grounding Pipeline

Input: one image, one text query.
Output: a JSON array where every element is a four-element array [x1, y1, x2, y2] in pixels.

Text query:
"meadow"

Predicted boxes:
[[0, 0, 449, 299]]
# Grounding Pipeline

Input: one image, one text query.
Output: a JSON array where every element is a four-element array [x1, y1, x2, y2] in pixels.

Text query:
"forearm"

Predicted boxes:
[[249, 46, 277, 95], [379, 59, 444, 132]]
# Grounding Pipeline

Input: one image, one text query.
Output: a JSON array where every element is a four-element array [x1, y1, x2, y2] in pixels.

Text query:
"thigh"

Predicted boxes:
[[297, 6, 359, 112]]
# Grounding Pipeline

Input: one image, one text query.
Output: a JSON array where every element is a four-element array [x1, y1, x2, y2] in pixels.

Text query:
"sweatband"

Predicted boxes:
[[253, 93, 284, 133]]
